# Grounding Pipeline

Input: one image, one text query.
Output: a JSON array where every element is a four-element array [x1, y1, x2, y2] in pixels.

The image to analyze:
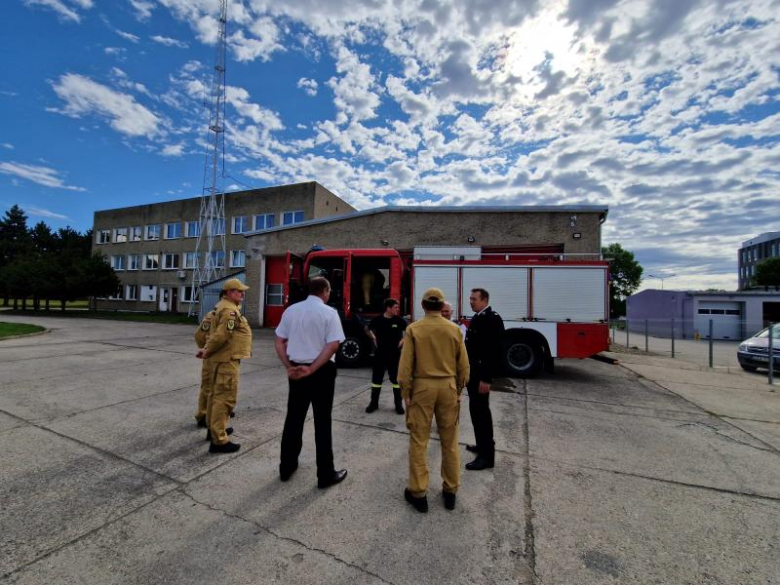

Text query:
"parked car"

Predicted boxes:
[[737, 324, 780, 372]]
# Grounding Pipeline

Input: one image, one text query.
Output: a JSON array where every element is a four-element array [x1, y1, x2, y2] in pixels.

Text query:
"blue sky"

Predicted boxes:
[[2, 0, 779, 291]]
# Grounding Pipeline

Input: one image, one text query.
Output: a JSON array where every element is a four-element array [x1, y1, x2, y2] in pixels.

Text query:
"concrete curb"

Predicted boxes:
[[0, 328, 50, 342]]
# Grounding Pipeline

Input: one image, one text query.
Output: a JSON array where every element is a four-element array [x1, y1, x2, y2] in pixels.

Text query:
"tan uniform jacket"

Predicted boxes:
[[398, 314, 470, 400], [204, 299, 253, 362], [194, 309, 217, 348]]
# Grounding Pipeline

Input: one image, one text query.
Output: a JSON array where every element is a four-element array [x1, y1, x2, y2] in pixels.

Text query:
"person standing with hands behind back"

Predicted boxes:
[[464, 288, 505, 470], [365, 298, 407, 414]]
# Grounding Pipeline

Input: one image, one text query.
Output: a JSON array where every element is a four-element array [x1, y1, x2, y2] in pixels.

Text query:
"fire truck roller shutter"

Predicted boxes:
[[413, 266, 458, 320], [532, 268, 607, 322], [460, 267, 529, 320]]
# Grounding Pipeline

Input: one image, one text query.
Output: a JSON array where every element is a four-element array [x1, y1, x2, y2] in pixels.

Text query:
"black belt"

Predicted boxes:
[[290, 361, 313, 366]]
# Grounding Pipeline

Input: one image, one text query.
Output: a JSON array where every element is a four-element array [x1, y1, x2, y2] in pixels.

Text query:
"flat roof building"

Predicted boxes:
[[739, 231, 780, 290]]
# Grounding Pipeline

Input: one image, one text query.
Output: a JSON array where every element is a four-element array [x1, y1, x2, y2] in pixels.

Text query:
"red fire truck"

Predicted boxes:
[[270, 246, 609, 378]]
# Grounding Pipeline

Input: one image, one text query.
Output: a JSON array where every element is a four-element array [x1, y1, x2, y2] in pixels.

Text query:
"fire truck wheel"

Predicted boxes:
[[337, 337, 363, 366], [503, 339, 542, 378]]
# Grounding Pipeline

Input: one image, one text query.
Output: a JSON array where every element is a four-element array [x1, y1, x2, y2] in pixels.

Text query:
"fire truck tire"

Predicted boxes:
[[503, 339, 543, 378], [337, 336, 363, 366]]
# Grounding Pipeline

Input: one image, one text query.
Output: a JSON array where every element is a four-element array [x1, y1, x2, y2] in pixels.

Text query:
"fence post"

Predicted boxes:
[[626, 320, 630, 348], [671, 318, 675, 358], [709, 319, 714, 368], [645, 319, 649, 352], [769, 323, 775, 386], [612, 321, 616, 345]]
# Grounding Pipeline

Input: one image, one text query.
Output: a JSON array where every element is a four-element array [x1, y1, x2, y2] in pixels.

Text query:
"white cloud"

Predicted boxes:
[[104, 47, 126, 57], [229, 17, 285, 62], [51, 73, 162, 138], [161, 143, 186, 156], [297, 78, 319, 96], [22, 0, 91, 23], [115, 29, 140, 43], [327, 46, 382, 123], [1, 143, 13, 150], [150, 35, 189, 48], [127, 0, 154, 21], [0, 161, 85, 191], [25, 206, 70, 220]]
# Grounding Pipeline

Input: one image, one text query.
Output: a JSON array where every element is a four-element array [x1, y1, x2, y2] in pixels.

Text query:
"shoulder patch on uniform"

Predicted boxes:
[[201, 322, 211, 331], [227, 319, 236, 331]]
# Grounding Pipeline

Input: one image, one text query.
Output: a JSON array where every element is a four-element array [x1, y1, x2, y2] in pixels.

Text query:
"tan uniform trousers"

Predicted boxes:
[[195, 359, 216, 423], [406, 377, 461, 497], [207, 360, 240, 445]]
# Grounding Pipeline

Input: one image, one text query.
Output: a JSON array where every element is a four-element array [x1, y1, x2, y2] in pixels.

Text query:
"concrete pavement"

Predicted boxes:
[[1, 315, 779, 584]]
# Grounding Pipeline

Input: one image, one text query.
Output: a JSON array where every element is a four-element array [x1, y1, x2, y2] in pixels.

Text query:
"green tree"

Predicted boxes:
[[753, 257, 780, 288], [602, 243, 643, 318], [0, 205, 31, 308]]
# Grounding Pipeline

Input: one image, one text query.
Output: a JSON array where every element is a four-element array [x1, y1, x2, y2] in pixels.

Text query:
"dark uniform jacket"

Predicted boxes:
[[465, 306, 505, 384]]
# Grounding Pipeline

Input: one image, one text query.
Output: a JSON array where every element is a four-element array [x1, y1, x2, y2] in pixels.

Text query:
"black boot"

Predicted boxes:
[[393, 388, 405, 415], [365, 387, 380, 413]]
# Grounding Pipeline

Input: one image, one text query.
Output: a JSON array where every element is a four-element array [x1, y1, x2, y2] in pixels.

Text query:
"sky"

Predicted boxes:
[[1, 0, 779, 292]]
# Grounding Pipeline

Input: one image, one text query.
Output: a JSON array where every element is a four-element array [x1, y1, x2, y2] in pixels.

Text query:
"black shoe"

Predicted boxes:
[[365, 401, 379, 413], [196, 417, 207, 428], [466, 457, 494, 471], [205, 427, 233, 442], [394, 402, 405, 415], [230, 411, 236, 418], [209, 441, 241, 454], [280, 464, 298, 482], [465, 444, 478, 454], [318, 469, 348, 489], [404, 488, 428, 513], [443, 491, 456, 510]]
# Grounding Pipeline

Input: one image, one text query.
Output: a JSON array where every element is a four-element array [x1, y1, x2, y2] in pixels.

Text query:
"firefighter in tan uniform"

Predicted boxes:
[[194, 307, 217, 428], [196, 278, 252, 454], [398, 288, 469, 512]]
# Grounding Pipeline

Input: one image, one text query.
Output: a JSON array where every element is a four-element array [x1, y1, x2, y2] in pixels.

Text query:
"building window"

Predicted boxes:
[[97, 229, 111, 244], [184, 252, 199, 269], [182, 286, 198, 303], [126, 284, 138, 301], [165, 222, 182, 239], [233, 216, 250, 234], [282, 210, 305, 225], [186, 221, 200, 238], [140, 285, 157, 302], [254, 213, 275, 230], [143, 254, 159, 270], [108, 285, 124, 300], [130, 226, 142, 242], [114, 227, 128, 243], [127, 254, 140, 271], [230, 250, 246, 267], [145, 224, 160, 241], [209, 218, 226, 236], [266, 283, 284, 306], [163, 253, 180, 269], [209, 250, 225, 268], [697, 309, 711, 314], [110, 255, 126, 271]]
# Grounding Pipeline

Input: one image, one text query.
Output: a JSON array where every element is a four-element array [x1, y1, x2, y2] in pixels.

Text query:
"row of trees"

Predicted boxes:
[[0, 205, 119, 310]]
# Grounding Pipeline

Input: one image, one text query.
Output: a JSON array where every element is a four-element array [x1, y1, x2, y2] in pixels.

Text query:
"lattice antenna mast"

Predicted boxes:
[[190, 0, 228, 314]]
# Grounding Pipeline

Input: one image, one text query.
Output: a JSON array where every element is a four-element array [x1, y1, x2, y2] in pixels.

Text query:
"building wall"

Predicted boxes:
[[243, 208, 605, 326], [738, 231, 780, 290], [91, 182, 354, 312]]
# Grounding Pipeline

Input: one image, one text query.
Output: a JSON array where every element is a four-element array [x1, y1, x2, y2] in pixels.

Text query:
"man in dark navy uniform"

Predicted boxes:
[[464, 288, 505, 470], [365, 298, 407, 414]]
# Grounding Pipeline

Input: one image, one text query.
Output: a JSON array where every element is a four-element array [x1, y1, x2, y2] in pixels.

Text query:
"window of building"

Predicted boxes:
[[143, 254, 159, 270], [163, 253, 180, 269], [145, 224, 160, 240], [209, 250, 225, 268], [97, 229, 111, 244], [210, 218, 226, 236], [110, 255, 126, 271], [230, 250, 246, 268], [114, 227, 128, 243], [165, 222, 182, 239], [282, 210, 305, 225], [127, 254, 140, 271], [140, 285, 157, 302], [108, 285, 124, 300], [697, 308, 710, 314], [233, 216, 250, 234], [126, 284, 138, 301], [184, 252, 199, 269], [182, 286, 198, 303], [130, 226, 142, 242], [266, 283, 284, 306], [254, 213, 275, 230], [186, 221, 200, 238]]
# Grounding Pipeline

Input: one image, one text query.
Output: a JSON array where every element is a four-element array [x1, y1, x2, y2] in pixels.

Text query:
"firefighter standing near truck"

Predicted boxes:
[[196, 278, 252, 454], [365, 298, 407, 414]]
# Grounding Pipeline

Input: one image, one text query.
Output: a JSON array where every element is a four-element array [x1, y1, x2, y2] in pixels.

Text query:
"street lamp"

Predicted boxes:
[[647, 273, 677, 290]]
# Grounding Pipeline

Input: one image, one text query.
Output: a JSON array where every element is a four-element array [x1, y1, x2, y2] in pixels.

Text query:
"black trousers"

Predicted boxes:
[[467, 379, 495, 461], [280, 361, 337, 481], [371, 351, 400, 387]]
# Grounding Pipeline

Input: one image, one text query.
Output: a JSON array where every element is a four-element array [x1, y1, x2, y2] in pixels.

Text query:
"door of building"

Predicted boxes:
[[695, 301, 742, 339]]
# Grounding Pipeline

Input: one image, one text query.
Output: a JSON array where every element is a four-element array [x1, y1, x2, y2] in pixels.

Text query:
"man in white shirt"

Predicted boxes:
[[275, 277, 348, 489]]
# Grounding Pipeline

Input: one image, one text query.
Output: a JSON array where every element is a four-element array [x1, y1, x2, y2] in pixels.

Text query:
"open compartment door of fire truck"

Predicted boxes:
[[284, 250, 306, 306]]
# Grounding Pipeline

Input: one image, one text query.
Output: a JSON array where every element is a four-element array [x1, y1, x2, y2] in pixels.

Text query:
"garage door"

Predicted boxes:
[[694, 301, 743, 340]]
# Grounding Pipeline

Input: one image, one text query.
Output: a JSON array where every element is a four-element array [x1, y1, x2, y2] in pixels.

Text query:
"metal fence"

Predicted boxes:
[[609, 318, 777, 385]]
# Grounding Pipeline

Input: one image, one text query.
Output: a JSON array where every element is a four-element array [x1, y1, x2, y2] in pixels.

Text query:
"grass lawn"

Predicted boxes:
[[2, 310, 198, 325], [6, 299, 89, 309], [0, 322, 46, 339]]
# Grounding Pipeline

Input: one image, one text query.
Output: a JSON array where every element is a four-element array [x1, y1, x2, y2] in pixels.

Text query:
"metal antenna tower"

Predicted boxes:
[[190, 0, 229, 315]]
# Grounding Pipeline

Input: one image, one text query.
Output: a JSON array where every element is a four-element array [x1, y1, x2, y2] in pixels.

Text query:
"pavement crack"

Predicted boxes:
[[676, 422, 776, 453], [520, 378, 539, 584], [180, 491, 395, 585]]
